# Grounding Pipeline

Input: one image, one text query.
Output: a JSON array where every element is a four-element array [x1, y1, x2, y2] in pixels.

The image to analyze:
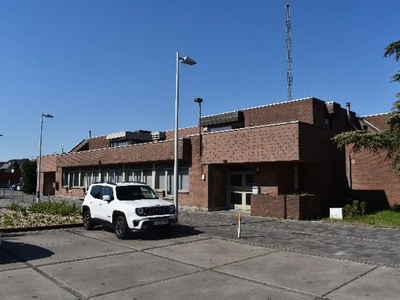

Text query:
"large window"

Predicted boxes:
[[178, 168, 189, 191], [71, 171, 80, 187], [155, 169, 166, 190], [165, 168, 189, 196], [143, 169, 152, 185], [107, 170, 123, 182], [61, 166, 188, 193], [126, 169, 142, 182]]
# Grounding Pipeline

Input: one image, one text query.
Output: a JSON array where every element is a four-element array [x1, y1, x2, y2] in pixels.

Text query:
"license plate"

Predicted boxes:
[[154, 220, 169, 226]]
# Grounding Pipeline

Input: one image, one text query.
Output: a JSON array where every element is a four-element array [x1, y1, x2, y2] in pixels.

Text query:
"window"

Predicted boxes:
[[178, 168, 189, 191], [91, 185, 103, 199], [143, 169, 152, 185], [114, 170, 122, 182], [110, 140, 132, 147], [107, 170, 123, 183], [209, 125, 232, 132], [62, 171, 69, 187], [155, 170, 166, 190], [102, 186, 114, 199], [80, 172, 87, 187], [71, 172, 80, 187]]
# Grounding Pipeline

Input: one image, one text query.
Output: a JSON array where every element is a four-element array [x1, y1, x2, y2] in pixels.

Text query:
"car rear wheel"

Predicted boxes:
[[83, 209, 94, 230], [114, 215, 128, 239]]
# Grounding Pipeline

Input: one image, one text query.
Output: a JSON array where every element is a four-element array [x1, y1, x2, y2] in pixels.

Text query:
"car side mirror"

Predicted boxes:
[[102, 195, 112, 202]]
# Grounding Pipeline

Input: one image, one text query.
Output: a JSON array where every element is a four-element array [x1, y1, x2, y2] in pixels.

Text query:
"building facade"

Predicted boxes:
[[39, 97, 400, 218]]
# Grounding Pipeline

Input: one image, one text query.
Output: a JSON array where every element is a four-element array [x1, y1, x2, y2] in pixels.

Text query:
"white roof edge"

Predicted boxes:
[[361, 112, 389, 117], [187, 121, 300, 136]]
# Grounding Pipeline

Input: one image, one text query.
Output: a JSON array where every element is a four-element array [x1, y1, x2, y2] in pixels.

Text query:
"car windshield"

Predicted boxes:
[[116, 185, 159, 200]]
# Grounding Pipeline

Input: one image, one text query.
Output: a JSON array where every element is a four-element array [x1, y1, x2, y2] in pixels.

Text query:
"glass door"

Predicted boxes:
[[229, 172, 253, 210]]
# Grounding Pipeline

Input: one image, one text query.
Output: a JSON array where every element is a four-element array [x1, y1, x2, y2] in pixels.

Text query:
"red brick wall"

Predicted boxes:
[[202, 122, 300, 164], [179, 135, 209, 209], [347, 147, 400, 208], [242, 98, 315, 126], [165, 127, 199, 140], [251, 194, 321, 220], [253, 163, 278, 194], [298, 123, 339, 162]]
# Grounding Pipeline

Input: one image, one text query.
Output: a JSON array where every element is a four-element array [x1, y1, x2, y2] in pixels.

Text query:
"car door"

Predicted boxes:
[[88, 185, 103, 219], [97, 186, 114, 224]]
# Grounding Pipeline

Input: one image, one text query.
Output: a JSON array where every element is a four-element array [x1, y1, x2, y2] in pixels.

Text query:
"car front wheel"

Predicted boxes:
[[114, 215, 128, 239], [83, 209, 94, 230]]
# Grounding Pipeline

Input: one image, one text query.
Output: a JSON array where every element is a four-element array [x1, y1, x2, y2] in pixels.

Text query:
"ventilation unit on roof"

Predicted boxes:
[[151, 131, 166, 141]]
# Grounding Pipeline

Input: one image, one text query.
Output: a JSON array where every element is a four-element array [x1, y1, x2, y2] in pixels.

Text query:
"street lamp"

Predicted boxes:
[[194, 98, 203, 157], [174, 52, 197, 216], [36, 112, 54, 203]]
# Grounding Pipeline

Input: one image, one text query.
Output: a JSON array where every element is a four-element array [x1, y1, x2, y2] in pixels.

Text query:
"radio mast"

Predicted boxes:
[[285, 1, 293, 100]]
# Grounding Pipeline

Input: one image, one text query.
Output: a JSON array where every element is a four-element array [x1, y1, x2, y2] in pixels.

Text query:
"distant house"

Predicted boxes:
[[0, 159, 29, 187], [38, 97, 400, 218]]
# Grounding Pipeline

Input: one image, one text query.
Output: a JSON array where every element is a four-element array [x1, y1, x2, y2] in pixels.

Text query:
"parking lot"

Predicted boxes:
[[1, 210, 400, 299]]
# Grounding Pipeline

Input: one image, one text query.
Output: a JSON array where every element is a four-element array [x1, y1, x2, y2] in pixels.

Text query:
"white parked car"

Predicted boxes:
[[81, 182, 177, 239]]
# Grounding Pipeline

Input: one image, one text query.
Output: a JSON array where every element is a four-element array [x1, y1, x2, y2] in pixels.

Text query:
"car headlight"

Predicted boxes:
[[136, 207, 145, 216], [168, 205, 175, 214]]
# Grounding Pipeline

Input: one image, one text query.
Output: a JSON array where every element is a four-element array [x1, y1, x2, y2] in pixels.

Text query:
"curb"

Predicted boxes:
[[0, 223, 83, 233]]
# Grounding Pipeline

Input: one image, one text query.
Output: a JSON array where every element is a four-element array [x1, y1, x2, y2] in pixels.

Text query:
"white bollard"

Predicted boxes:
[[237, 212, 242, 238]]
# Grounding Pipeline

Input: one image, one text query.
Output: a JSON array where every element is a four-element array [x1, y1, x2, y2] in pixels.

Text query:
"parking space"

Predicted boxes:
[[1, 212, 400, 299]]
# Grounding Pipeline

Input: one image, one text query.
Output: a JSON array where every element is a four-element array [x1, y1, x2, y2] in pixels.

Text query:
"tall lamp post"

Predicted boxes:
[[36, 112, 54, 203], [174, 52, 197, 216], [194, 98, 203, 156]]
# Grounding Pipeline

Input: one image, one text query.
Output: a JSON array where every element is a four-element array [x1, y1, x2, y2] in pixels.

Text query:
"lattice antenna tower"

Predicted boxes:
[[285, 1, 293, 100]]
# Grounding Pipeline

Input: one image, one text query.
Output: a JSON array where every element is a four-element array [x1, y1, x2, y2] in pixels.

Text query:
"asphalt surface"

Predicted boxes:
[[1, 196, 400, 299]]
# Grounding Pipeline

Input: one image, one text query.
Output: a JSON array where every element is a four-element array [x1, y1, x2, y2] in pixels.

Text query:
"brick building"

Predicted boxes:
[[39, 97, 400, 219]]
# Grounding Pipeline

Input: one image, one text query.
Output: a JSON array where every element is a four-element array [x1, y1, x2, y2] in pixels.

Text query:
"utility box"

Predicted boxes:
[[252, 186, 259, 195], [330, 207, 343, 220]]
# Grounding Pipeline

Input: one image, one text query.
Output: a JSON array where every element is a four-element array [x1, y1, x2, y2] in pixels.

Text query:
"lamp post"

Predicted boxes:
[[36, 112, 54, 203], [174, 52, 197, 216], [194, 98, 203, 156]]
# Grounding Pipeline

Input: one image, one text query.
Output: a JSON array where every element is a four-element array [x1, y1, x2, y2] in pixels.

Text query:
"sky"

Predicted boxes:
[[0, 0, 399, 161]]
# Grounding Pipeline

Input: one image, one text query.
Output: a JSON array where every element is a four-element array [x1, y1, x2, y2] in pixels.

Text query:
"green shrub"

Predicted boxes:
[[7, 202, 27, 213], [343, 200, 367, 219], [29, 201, 79, 216]]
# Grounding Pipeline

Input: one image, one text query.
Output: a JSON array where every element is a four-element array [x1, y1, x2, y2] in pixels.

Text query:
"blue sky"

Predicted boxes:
[[0, 0, 399, 161]]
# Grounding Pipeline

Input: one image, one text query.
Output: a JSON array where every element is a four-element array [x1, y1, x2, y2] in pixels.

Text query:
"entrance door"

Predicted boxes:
[[229, 172, 253, 210]]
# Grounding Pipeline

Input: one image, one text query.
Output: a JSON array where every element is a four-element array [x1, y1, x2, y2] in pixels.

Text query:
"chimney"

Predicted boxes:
[[346, 102, 351, 121]]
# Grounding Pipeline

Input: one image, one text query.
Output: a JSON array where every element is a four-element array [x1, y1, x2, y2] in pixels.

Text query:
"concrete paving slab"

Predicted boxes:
[[71, 227, 210, 251], [216, 251, 375, 296], [0, 268, 78, 300], [146, 238, 275, 268], [326, 266, 400, 300], [39, 251, 201, 298], [2, 230, 134, 266], [92, 269, 315, 300], [0, 248, 27, 271]]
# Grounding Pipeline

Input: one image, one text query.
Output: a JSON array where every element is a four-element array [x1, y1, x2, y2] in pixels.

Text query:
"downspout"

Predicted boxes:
[[345, 102, 356, 189]]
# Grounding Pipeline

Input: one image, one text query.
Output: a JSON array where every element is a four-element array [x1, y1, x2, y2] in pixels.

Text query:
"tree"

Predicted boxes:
[[333, 40, 400, 175], [21, 159, 37, 194]]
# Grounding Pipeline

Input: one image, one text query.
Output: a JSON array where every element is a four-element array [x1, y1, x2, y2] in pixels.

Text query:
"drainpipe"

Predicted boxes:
[[347, 156, 352, 189], [345, 102, 355, 190]]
